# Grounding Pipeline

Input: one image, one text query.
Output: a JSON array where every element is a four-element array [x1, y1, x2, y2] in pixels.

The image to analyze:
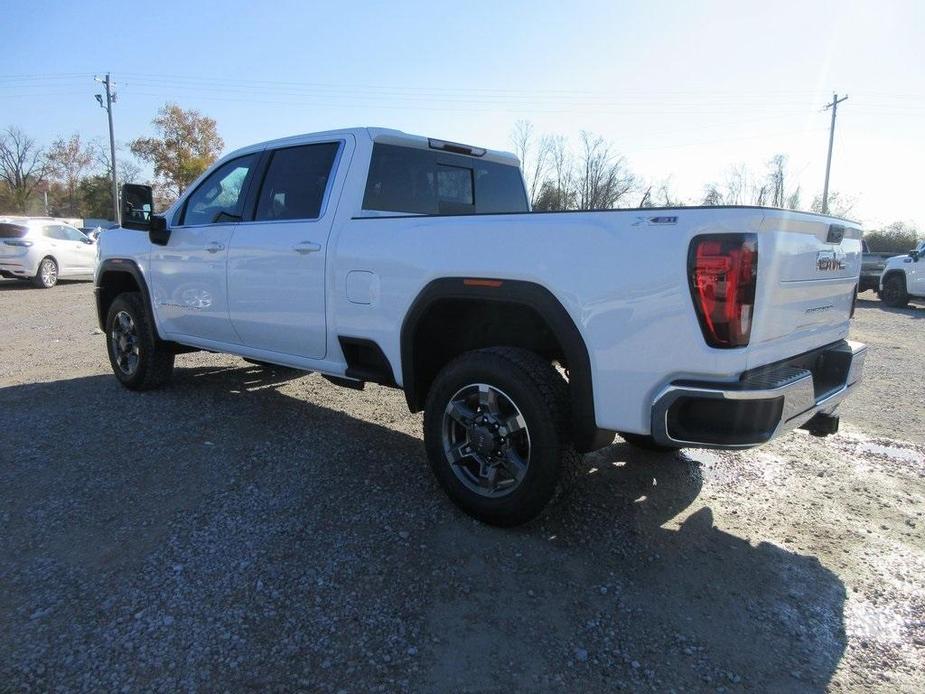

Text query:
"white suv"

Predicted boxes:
[[0, 218, 97, 288]]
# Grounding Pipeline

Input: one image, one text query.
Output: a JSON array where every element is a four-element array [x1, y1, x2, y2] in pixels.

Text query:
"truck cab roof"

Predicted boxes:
[[222, 127, 520, 168]]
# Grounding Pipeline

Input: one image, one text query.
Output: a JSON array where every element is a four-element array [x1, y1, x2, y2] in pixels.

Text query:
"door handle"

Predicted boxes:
[[206, 242, 225, 254], [293, 241, 322, 255]]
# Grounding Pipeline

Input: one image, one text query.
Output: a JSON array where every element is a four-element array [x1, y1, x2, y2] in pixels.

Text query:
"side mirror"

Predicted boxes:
[[149, 215, 170, 246], [121, 184, 154, 231]]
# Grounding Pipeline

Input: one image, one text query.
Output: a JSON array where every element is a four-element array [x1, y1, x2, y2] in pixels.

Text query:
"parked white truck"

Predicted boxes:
[[879, 240, 925, 307], [96, 127, 866, 525]]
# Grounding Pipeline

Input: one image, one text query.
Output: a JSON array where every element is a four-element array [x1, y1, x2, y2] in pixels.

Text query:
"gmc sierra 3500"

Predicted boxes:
[[96, 127, 866, 525]]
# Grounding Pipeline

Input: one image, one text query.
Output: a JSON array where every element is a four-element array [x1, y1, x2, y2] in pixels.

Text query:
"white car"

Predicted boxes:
[[95, 127, 866, 525], [0, 218, 97, 287], [880, 240, 925, 307]]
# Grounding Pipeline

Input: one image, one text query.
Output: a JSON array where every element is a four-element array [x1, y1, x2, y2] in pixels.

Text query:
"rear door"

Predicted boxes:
[[150, 153, 260, 344], [43, 225, 83, 274], [226, 139, 344, 358]]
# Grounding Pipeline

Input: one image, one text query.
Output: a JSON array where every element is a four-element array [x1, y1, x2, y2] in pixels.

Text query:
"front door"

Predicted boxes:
[[60, 225, 96, 274], [227, 141, 342, 358], [912, 245, 925, 296], [149, 152, 260, 344]]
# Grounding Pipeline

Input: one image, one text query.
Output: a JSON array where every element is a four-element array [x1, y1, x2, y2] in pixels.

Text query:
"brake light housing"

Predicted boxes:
[[688, 233, 758, 348]]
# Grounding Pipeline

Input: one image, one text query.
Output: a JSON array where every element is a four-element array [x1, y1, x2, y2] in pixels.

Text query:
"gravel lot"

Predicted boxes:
[[1, 280, 923, 692]]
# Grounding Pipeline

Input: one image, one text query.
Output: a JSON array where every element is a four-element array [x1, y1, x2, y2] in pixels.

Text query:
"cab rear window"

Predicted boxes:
[[362, 143, 528, 215], [0, 223, 29, 238]]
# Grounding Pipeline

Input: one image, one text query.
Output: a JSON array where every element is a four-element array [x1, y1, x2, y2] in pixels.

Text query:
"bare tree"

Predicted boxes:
[[723, 164, 749, 205], [576, 131, 635, 210], [702, 184, 724, 206], [768, 154, 786, 208], [0, 127, 49, 213], [653, 178, 683, 207], [533, 135, 577, 211], [510, 120, 552, 207], [811, 191, 855, 217]]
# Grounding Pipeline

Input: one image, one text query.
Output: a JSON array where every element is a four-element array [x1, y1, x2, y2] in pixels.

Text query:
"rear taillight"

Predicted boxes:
[[688, 234, 758, 348], [3, 240, 32, 247]]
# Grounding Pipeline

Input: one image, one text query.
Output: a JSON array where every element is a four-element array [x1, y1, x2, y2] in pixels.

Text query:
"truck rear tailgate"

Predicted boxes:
[[748, 213, 861, 358]]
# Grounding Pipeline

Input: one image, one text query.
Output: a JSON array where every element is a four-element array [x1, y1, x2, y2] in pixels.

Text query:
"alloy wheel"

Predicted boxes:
[[111, 310, 141, 376], [441, 383, 531, 497], [40, 259, 57, 287]]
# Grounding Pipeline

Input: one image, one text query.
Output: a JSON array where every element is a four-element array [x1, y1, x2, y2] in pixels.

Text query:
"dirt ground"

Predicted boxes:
[[0, 280, 922, 692]]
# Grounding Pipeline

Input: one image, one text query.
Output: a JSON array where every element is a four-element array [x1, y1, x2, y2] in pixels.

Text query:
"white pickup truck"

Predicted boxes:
[[880, 240, 925, 307], [97, 127, 866, 525]]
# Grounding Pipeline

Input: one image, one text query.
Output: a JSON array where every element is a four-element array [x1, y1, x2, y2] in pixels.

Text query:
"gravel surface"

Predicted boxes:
[[1, 279, 923, 692]]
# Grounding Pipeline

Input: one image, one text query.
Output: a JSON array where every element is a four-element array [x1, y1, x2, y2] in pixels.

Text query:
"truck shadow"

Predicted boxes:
[[0, 364, 845, 691]]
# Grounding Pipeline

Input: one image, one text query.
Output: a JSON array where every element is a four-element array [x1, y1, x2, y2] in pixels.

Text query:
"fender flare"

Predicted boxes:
[[400, 277, 613, 453], [881, 269, 907, 290], [95, 259, 156, 333]]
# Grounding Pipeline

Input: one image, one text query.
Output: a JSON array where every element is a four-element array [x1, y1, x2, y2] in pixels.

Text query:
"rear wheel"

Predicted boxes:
[[880, 274, 909, 308], [106, 292, 175, 390], [423, 347, 579, 526], [31, 257, 58, 288]]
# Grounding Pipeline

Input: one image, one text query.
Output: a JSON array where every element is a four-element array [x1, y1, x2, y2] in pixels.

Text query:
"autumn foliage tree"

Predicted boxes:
[[130, 103, 224, 203], [46, 133, 95, 216]]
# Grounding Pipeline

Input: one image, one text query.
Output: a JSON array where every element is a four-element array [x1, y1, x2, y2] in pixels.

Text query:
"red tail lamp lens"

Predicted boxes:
[[688, 234, 758, 348]]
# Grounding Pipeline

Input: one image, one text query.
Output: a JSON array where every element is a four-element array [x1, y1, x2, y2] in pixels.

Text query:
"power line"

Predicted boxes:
[[822, 93, 848, 214], [94, 73, 120, 225]]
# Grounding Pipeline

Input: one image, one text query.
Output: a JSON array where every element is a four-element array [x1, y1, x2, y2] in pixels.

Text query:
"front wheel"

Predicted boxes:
[[880, 275, 909, 308], [423, 347, 579, 526], [105, 292, 175, 390]]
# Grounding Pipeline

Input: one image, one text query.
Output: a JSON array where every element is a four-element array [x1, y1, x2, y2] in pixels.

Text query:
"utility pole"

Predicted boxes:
[[94, 73, 120, 224], [821, 92, 848, 214]]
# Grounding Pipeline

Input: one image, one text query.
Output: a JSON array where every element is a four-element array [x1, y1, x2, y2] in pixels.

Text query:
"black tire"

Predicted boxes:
[[31, 257, 58, 288], [105, 292, 175, 390], [880, 274, 909, 308], [618, 432, 682, 452], [423, 347, 580, 527]]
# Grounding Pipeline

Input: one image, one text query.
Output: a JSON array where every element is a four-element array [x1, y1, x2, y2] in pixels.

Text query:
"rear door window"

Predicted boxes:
[[362, 143, 527, 215], [254, 142, 340, 221]]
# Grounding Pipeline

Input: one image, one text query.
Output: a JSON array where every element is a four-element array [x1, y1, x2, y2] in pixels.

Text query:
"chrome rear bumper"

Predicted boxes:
[[650, 340, 867, 449]]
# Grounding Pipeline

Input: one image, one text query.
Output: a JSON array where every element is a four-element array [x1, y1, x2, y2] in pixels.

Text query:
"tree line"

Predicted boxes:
[[0, 109, 919, 249], [0, 103, 223, 220]]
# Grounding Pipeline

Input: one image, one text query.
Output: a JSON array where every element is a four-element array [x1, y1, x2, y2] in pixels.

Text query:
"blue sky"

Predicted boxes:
[[3, 0, 923, 228]]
